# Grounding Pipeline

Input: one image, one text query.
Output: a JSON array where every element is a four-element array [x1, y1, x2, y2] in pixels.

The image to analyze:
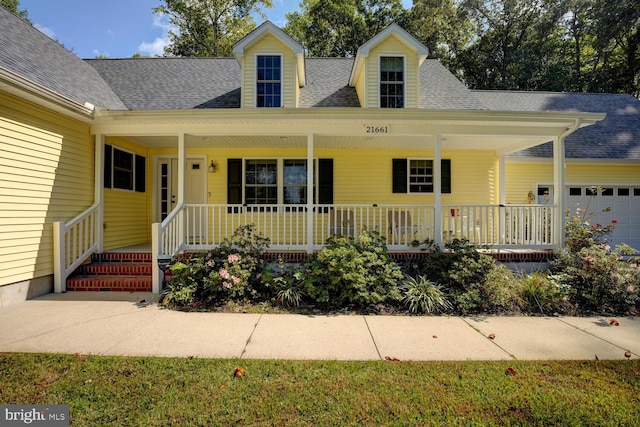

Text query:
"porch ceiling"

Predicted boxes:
[[93, 108, 605, 154]]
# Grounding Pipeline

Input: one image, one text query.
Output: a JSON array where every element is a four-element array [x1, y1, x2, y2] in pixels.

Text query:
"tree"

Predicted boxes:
[[285, 0, 406, 57], [1, 0, 30, 23], [455, 0, 568, 90], [154, 0, 274, 57], [405, 0, 473, 69]]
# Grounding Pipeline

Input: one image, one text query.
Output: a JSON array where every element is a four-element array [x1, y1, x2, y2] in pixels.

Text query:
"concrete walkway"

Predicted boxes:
[[0, 292, 638, 361]]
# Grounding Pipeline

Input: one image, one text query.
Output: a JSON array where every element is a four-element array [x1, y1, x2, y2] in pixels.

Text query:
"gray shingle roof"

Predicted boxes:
[[0, 6, 126, 110], [86, 58, 241, 109], [420, 60, 486, 110], [299, 58, 360, 107], [475, 91, 640, 160]]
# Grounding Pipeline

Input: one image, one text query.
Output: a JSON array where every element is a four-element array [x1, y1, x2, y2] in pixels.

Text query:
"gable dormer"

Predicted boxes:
[[233, 21, 306, 108], [349, 24, 428, 109]]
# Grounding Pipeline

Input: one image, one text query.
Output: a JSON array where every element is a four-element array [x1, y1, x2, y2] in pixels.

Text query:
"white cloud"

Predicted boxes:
[[35, 23, 56, 39], [138, 13, 175, 56]]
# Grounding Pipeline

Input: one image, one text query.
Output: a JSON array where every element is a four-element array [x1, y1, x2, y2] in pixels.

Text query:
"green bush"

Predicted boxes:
[[548, 200, 639, 314], [516, 271, 570, 315], [399, 275, 451, 314], [261, 258, 313, 308], [307, 230, 403, 307], [161, 224, 270, 308]]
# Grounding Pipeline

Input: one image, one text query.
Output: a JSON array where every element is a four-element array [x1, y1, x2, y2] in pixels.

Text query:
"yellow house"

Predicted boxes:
[[3, 9, 624, 304]]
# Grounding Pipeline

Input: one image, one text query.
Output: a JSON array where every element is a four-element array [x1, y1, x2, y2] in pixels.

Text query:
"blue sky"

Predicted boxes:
[[19, 0, 413, 59]]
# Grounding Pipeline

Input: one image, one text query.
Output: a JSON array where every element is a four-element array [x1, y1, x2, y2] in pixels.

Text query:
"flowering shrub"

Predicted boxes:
[[551, 204, 639, 314], [161, 224, 269, 308]]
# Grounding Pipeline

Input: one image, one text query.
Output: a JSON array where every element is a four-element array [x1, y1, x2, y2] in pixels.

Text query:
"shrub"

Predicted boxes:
[[551, 202, 639, 314], [399, 275, 451, 314], [261, 258, 313, 308], [516, 271, 570, 315], [307, 230, 403, 307], [161, 225, 270, 308]]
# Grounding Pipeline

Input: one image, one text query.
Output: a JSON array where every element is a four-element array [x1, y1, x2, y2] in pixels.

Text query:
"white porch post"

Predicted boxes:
[[95, 134, 104, 253], [177, 133, 186, 245], [433, 134, 442, 246], [307, 133, 314, 253], [552, 135, 566, 250], [499, 155, 506, 205], [152, 223, 162, 293]]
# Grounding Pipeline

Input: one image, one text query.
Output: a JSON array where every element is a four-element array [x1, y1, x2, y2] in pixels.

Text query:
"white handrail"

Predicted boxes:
[[53, 203, 100, 293]]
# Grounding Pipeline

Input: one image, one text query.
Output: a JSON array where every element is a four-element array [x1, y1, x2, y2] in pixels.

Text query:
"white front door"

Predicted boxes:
[[158, 158, 205, 222]]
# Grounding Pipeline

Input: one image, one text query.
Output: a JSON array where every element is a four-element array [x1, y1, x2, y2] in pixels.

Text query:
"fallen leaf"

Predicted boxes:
[[384, 356, 401, 362], [432, 335, 438, 339], [624, 351, 632, 358], [609, 318, 620, 326], [138, 299, 146, 304], [220, 384, 227, 389], [73, 352, 82, 358], [186, 355, 194, 359], [595, 354, 599, 361], [629, 310, 639, 317], [488, 333, 496, 340], [505, 367, 517, 376], [234, 367, 245, 377]]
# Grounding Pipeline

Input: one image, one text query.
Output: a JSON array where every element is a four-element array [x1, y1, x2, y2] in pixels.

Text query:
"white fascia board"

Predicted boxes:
[[0, 66, 95, 122]]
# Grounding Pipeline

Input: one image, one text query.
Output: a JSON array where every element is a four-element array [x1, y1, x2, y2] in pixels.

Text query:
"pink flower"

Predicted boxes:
[[628, 285, 635, 293], [228, 254, 240, 263], [223, 281, 232, 289], [630, 263, 638, 269], [207, 260, 214, 267], [232, 276, 240, 284], [219, 269, 230, 279]]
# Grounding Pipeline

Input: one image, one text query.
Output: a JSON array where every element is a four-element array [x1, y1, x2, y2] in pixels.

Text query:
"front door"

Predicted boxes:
[[158, 158, 205, 222]]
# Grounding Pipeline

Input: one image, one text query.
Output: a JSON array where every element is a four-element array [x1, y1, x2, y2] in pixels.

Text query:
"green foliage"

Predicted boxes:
[[154, 0, 273, 57], [161, 224, 270, 308], [307, 230, 403, 307], [551, 204, 640, 314], [517, 271, 570, 315], [399, 275, 451, 314], [261, 258, 312, 308]]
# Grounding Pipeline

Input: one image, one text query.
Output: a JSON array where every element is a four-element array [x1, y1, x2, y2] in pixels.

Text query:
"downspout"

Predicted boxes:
[[553, 119, 582, 251]]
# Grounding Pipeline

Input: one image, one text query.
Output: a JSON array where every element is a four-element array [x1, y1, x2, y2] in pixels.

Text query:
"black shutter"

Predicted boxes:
[[135, 154, 146, 193], [227, 159, 243, 204], [104, 144, 112, 188], [441, 159, 451, 194], [318, 158, 333, 204], [392, 158, 407, 193]]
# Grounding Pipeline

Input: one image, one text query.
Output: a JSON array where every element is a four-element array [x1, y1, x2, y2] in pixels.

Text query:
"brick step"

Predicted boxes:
[[76, 262, 152, 276], [66, 275, 152, 292], [91, 252, 152, 263]]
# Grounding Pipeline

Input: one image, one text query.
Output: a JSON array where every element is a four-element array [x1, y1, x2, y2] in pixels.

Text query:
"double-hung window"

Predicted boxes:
[[409, 159, 433, 193], [104, 144, 146, 192], [245, 160, 278, 204], [392, 158, 451, 194], [256, 55, 282, 107], [380, 56, 404, 108]]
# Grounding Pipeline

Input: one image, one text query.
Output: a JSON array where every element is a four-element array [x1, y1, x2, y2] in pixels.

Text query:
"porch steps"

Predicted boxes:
[[66, 252, 153, 292]]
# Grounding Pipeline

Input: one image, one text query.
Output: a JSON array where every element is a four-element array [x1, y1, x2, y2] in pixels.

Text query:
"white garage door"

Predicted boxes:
[[538, 185, 640, 252]]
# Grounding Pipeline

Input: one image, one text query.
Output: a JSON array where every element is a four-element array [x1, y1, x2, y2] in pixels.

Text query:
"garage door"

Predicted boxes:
[[538, 185, 640, 253]]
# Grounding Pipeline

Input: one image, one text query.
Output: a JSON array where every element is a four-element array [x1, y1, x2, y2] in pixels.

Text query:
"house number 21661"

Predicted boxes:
[[365, 125, 389, 133]]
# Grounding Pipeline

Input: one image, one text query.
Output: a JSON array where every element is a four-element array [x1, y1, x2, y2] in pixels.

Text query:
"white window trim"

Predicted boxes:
[[242, 157, 317, 205], [255, 53, 284, 108], [378, 55, 406, 108], [408, 157, 434, 194]]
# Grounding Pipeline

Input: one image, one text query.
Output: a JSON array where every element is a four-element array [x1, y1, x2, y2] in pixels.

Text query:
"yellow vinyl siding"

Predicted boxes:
[[0, 92, 94, 287], [241, 34, 297, 108], [365, 36, 419, 108], [195, 147, 497, 206], [506, 162, 640, 204], [103, 137, 149, 250]]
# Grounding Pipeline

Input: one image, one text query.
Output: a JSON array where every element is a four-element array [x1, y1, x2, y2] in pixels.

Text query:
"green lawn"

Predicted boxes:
[[1, 353, 639, 426]]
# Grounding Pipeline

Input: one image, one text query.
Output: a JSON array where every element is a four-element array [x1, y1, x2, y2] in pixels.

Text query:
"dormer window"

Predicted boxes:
[[380, 56, 404, 108], [256, 55, 282, 107]]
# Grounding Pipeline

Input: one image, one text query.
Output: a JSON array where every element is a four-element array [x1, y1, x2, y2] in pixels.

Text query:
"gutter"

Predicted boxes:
[[0, 66, 95, 122]]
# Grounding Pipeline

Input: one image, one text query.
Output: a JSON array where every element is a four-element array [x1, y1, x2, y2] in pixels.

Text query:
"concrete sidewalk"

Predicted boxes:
[[0, 292, 638, 361]]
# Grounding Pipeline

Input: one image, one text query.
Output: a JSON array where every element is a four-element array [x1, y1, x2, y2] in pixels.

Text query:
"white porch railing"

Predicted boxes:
[[155, 203, 555, 255], [441, 204, 555, 249], [152, 203, 556, 292], [53, 203, 100, 293]]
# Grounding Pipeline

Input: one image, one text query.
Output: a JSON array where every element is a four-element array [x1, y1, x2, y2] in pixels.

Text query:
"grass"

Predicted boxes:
[[1, 353, 639, 426]]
